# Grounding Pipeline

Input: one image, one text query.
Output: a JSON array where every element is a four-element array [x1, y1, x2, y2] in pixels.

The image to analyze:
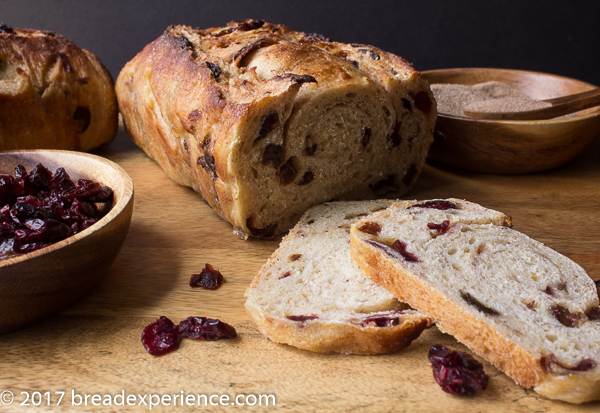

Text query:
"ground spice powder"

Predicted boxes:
[[431, 81, 551, 117]]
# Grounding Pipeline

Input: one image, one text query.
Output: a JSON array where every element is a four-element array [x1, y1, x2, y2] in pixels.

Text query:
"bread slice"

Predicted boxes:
[[116, 19, 436, 238], [244, 200, 431, 354], [350, 198, 600, 403]]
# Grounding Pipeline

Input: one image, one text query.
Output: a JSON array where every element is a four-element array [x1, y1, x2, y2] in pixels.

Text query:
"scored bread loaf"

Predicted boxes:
[[350, 198, 600, 403], [244, 200, 431, 354], [0, 25, 118, 151], [116, 19, 436, 238]]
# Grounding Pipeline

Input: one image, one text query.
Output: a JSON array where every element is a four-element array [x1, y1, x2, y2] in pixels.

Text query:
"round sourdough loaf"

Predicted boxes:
[[116, 19, 436, 238], [0, 25, 118, 151]]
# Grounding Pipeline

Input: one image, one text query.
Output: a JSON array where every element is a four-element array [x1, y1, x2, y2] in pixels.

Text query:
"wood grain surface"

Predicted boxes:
[[1, 127, 599, 412]]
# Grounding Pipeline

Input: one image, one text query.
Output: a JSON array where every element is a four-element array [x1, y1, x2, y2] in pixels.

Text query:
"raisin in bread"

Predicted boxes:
[[350, 198, 600, 403], [244, 200, 431, 354], [0, 25, 118, 151], [115, 19, 436, 238]]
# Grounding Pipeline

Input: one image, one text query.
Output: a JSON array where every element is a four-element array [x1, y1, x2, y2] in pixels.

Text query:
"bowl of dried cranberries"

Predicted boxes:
[[0, 150, 134, 333]]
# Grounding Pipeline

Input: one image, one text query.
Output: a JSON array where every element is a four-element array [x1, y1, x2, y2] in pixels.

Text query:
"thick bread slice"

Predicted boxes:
[[116, 19, 436, 238], [350, 198, 600, 403], [245, 200, 431, 354]]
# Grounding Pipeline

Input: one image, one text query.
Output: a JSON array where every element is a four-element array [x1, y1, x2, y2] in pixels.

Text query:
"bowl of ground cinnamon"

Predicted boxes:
[[423, 68, 600, 173]]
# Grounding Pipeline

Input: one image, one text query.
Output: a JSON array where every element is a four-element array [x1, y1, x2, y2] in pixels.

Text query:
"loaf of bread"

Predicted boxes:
[[116, 19, 436, 238], [350, 198, 600, 403], [245, 200, 431, 354], [0, 25, 118, 151]]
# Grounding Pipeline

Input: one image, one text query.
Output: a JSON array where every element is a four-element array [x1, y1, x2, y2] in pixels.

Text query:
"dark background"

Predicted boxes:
[[3, 0, 600, 86]]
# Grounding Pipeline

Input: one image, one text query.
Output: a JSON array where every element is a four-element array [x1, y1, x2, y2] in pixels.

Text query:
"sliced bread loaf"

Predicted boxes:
[[245, 200, 431, 354], [350, 198, 600, 403]]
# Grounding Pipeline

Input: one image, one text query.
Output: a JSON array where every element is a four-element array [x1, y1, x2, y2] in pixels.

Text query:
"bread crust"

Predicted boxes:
[[116, 20, 436, 237], [0, 27, 117, 151]]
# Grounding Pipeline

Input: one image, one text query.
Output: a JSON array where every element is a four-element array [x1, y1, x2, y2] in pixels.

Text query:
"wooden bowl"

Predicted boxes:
[[0, 150, 134, 333], [422, 68, 600, 174]]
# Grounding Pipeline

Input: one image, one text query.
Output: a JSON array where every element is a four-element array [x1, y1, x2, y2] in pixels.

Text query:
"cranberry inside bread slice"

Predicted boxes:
[[350, 198, 600, 403], [244, 200, 431, 354]]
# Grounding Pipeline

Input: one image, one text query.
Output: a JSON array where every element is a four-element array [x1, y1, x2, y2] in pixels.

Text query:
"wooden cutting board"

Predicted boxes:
[[0, 128, 598, 412]]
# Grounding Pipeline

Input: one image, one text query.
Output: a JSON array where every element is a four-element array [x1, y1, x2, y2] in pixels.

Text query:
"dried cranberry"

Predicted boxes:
[[178, 316, 237, 341], [23, 163, 52, 190], [358, 222, 382, 236], [361, 127, 372, 147], [414, 91, 433, 114], [256, 113, 279, 141], [586, 306, 600, 320], [234, 19, 265, 31], [388, 122, 402, 147], [279, 271, 292, 279], [246, 216, 277, 238], [73, 106, 91, 133], [358, 48, 380, 60], [278, 158, 297, 185], [551, 304, 584, 327], [392, 240, 420, 262], [412, 200, 457, 210], [0, 164, 112, 259], [286, 315, 318, 322], [141, 316, 180, 356], [540, 353, 596, 373], [361, 313, 401, 327], [428, 220, 451, 234], [301, 32, 331, 42], [0, 23, 15, 34], [428, 344, 489, 395], [189, 263, 224, 289], [460, 292, 499, 316], [205, 61, 221, 79], [297, 170, 314, 186], [261, 144, 284, 168]]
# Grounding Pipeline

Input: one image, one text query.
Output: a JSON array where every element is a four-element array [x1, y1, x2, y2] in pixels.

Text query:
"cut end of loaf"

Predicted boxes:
[[115, 20, 436, 239]]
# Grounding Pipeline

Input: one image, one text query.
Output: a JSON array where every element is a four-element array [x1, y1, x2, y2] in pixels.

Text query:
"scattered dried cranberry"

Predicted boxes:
[[189, 263, 224, 289], [141, 316, 180, 356], [428, 344, 489, 396], [0, 164, 113, 259], [178, 316, 237, 341], [142, 316, 237, 356]]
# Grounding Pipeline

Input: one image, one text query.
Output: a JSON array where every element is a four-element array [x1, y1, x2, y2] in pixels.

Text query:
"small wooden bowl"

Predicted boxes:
[[422, 68, 600, 174], [0, 150, 134, 333]]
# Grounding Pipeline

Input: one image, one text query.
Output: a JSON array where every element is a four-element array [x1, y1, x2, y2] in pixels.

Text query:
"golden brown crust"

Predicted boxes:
[[116, 20, 436, 237], [245, 302, 429, 355], [0, 26, 118, 151]]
